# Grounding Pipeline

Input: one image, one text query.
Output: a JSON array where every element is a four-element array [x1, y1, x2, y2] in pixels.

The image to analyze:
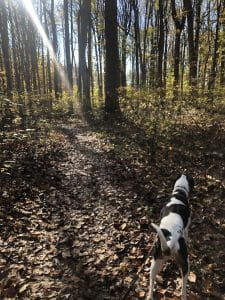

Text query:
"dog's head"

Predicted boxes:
[[173, 173, 194, 196]]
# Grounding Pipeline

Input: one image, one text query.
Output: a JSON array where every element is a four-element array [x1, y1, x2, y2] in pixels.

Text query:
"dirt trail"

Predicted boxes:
[[0, 117, 225, 299]]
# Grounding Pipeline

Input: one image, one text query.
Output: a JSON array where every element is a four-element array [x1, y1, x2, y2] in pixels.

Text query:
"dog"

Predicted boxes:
[[147, 174, 194, 300]]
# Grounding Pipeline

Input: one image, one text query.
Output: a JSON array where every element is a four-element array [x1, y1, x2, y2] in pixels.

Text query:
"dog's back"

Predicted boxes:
[[147, 174, 194, 300]]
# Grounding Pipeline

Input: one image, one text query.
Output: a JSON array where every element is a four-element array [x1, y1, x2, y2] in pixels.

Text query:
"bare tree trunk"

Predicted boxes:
[[119, 0, 132, 88], [105, 0, 120, 113], [43, 2, 52, 96], [220, 1, 225, 85], [0, 0, 13, 99], [64, 0, 73, 87], [78, 0, 91, 112], [171, 0, 186, 98], [157, 0, 165, 89], [29, 22, 38, 93], [149, 16, 157, 89], [70, 0, 75, 82], [208, 0, 221, 90], [183, 0, 201, 88], [88, 19, 94, 98], [50, 0, 60, 99], [9, 3, 22, 94], [163, 2, 168, 89]]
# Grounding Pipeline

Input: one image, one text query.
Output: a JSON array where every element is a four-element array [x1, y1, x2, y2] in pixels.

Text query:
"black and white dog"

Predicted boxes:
[[147, 174, 194, 300]]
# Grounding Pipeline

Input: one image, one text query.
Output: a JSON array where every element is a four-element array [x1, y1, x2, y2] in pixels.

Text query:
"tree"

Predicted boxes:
[[157, 0, 166, 89], [0, 0, 13, 98], [171, 0, 186, 96], [92, 0, 104, 99], [64, 0, 73, 87], [118, 0, 132, 88], [50, 0, 60, 99], [43, 1, 53, 95], [208, 0, 222, 90], [9, 2, 22, 95], [220, 0, 225, 85], [78, 0, 91, 112], [183, 0, 202, 88], [105, 0, 120, 113]]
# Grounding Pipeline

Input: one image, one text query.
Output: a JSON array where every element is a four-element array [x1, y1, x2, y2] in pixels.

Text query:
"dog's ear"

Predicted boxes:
[[186, 174, 194, 191]]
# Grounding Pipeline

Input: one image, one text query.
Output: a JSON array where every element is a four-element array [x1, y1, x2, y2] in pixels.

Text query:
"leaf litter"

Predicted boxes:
[[0, 116, 225, 299]]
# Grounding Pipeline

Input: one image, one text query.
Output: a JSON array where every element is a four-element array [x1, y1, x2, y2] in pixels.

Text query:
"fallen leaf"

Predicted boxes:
[[138, 290, 146, 298], [125, 276, 133, 283], [121, 223, 127, 230], [188, 271, 197, 283], [19, 283, 30, 294]]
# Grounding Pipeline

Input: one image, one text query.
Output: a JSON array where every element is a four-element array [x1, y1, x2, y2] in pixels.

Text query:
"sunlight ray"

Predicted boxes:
[[21, 0, 72, 93]]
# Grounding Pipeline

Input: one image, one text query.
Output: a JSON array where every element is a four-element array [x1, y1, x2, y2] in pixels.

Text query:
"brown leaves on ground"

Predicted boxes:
[[0, 116, 225, 299]]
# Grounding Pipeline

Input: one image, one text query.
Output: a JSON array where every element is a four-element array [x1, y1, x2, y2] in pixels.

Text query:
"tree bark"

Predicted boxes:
[[0, 0, 13, 98], [220, 0, 225, 85], [50, 0, 60, 98], [157, 0, 165, 88], [208, 0, 221, 90], [105, 0, 120, 113], [183, 0, 201, 87], [78, 0, 91, 112], [43, 2, 52, 95], [171, 0, 186, 97], [64, 0, 73, 87]]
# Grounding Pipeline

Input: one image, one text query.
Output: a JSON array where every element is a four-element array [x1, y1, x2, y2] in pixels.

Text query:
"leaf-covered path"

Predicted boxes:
[[0, 117, 225, 299]]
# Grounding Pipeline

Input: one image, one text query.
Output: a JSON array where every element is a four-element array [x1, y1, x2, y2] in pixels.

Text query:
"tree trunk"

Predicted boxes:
[[157, 0, 165, 89], [183, 0, 198, 87], [78, 0, 91, 112], [64, 0, 73, 87], [70, 0, 75, 81], [88, 19, 93, 97], [171, 0, 186, 98], [50, 0, 60, 99], [0, 0, 13, 98], [9, 3, 22, 94], [208, 0, 221, 90], [132, 0, 140, 87], [105, 0, 120, 113], [43, 2, 52, 96], [220, 0, 225, 85], [163, 2, 168, 89], [29, 22, 38, 93], [119, 0, 132, 88]]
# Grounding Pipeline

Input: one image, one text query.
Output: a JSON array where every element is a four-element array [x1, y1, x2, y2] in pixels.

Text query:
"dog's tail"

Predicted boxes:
[[151, 223, 171, 256]]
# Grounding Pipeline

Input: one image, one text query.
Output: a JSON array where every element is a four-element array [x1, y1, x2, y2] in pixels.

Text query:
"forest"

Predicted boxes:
[[0, 0, 225, 299]]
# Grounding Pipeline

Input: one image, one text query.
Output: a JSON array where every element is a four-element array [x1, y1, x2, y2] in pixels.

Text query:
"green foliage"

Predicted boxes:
[[119, 87, 179, 135], [0, 90, 80, 131], [53, 91, 73, 115], [118, 86, 225, 158]]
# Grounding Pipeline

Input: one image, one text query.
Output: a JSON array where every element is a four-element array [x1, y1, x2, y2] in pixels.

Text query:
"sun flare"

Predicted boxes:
[[21, 0, 71, 93]]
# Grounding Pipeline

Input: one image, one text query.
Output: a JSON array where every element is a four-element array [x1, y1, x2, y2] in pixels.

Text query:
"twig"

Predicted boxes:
[[122, 232, 157, 300]]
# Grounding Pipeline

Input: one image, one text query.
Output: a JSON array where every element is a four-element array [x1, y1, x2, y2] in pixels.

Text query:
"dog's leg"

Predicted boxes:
[[147, 240, 165, 300], [180, 259, 189, 300], [176, 238, 189, 300], [184, 218, 191, 242], [184, 229, 188, 242], [147, 257, 165, 300]]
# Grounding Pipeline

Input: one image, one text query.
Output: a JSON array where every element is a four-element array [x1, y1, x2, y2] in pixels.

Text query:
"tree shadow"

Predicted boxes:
[[1, 115, 225, 299], [53, 116, 225, 299]]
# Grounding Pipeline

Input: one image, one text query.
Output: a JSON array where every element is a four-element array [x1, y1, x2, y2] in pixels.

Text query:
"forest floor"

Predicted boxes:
[[0, 112, 225, 299]]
